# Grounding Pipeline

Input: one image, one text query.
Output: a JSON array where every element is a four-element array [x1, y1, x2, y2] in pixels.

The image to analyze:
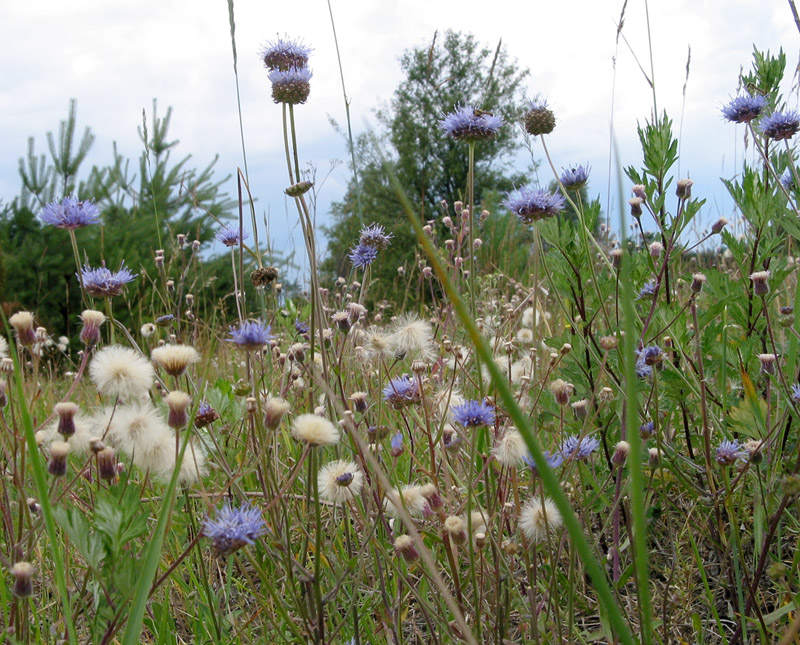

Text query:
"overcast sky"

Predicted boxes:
[[1, 0, 798, 275]]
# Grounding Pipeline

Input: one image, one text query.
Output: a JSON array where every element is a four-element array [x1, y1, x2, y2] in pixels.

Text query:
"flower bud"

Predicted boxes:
[[632, 184, 646, 200], [79, 309, 106, 346], [264, 397, 290, 430], [611, 440, 630, 467], [349, 391, 368, 413], [676, 178, 694, 199], [97, 446, 117, 481], [11, 561, 34, 598], [9, 311, 35, 346], [165, 391, 191, 429], [394, 535, 419, 562], [711, 217, 728, 234], [445, 515, 467, 545], [750, 271, 770, 296], [691, 273, 706, 293], [48, 441, 70, 477], [629, 198, 643, 218], [549, 379, 574, 405], [54, 402, 79, 439]]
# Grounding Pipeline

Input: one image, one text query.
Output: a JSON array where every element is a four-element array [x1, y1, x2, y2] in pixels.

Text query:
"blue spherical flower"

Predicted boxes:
[[359, 223, 393, 250], [451, 400, 495, 428], [78, 262, 136, 298], [268, 67, 312, 105], [227, 320, 272, 350], [791, 383, 800, 403], [40, 196, 100, 230], [202, 502, 266, 556], [349, 243, 379, 269], [503, 187, 565, 223], [635, 345, 663, 378], [560, 165, 590, 190], [262, 38, 311, 71], [382, 375, 420, 408], [721, 94, 767, 124], [295, 319, 310, 335], [195, 401, 220, 427], [522, 450, 563, 475], [216, 225, 248, 247], [390, 431, 404, 456], [640, 421, 655, 439], [560, 434, 600, 461], [155, 314, 175, 326], [715, 439, 744, 465], [637, 280, 657, 300], [760, 111, 800, 141], [440, 105, 504, 142]]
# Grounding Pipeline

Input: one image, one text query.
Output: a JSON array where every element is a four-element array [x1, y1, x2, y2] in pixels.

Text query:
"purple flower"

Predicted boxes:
[[195, 401, 220, 427], [523, 450, 563, 474], [782, 170, 796, 191], [359, 223, 393, 250], [262, 38, 311, 71], [294, 319, 310, 335], [40, 196, 100, 230], [635, 345, 663, 378], [560, 434, 600, 461], [760, 111, 800, 141], [640, 421, 655, 439], [216, 226, 248, 247], [637, 281, 657, 300], [791, 383, 800, 403], [202, 502, 266, 556], [78, 262, 136, 298], [155, 314, 175, 326], [451, 400, 495, 428], [715, 439, 744, 465], [440, 105, 504, 142], [721, 94, 767, 124], [268, 67, 312, 104], [349, 243, 379, 269], [227, 320, 272, 349], [560, 165, 590, 189], [503, 187, 565, 223], [382, 375, 420, 408], [390, 431, 404, 457]]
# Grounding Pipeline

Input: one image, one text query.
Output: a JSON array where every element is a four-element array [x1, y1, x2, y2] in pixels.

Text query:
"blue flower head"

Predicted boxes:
[[440, 105, 504, 142], [560, 434, 600, 461], [227, 320, 272, 350], [522, 450, 563, 475], [451, 400, 495, 428], [349, 243, 379, 269], [791, 383, 800, 403], [216, 225, 249, 247], [640, 421, 655, 439], [268, 67, 312, 105], [715, 439, 744, 465], [78, 262, 137, 298], [294, 319, 310, 335], [195, 401, 220, 427], [155, 314, 175, 326], [781, 170, 795, 191], [202, 502, 266, 556], [40, 196, 100, 230], [560, 165, 590, 190], [635, 345, 663, 378], [359, 223, 393, 250], [382, 374, 420, 408], [504, 187, 565, 223], [637, 280, 657, 300], [760, 111, 800, 141], [721, 94, 767, 124], [262, 38, 311, 71], [390, 431, 404, 456]]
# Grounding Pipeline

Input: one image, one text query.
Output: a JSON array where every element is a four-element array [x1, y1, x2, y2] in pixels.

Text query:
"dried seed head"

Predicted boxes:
[[54, 401, 79, 438], [394, 535, 419, 562], [612, 440, 630, 467], [48, 441, 70, 477], [10, 561, 34, 597]]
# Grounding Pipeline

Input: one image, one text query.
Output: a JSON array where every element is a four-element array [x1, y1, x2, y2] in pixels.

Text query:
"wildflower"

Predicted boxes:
[[712, 217, 728, 234], [359, 223, 393, 250], [394, 535, 419, 562], [216, 225, 248, 247], [155, 314, 175, 326], [451, 400, 495, 428], [691, 273, 707, 293], [516, 328, 534, 344], [749, 270, 770, 296], [89, 345, 154, 401], [782, 170, 795, 191], [349, 391, 368, 413], [640, 421, 655, 439], [151, 344, 200, 376], [165, 391, 191, 429], [504, 187, 565, 223], [519, 497, 562, 543], [262, 37, 310, 71], [387, 313, 436, 362], [291, 413, 339, 446], [79, 309, 106, 346], [791, 383, 800, 403], [523, 97, 556, 135], [195, 402, 220, 427], [611, 440, 630, 467], [440, 105, 504, 142], [420, 483, 443, 511], [390, 431, 404, 457], [295, 319, 310, 335], [523, 450, 564, 474], [560, 164, 590, 189], [715, 439, 744, 465], [348, 243, 379, 269], [264, 397, 291, 430], [332, 311, 351, 332], [758, 353, 778, 375], [560, 434, 600, 461], [649, 241, 664, 259], [384, 484, 428, 517], [10, 562, 34, 598], [493, 429, 529, 467], [648, 447, 661, 467], [632, 184, 647, 200], [760, 111, 800, 141], [54, 402, 79, 438], [78, 262, 136, 298], [629, 197, 643, 217], [383, 375, 420, 408], [141, 323, 156, 337], [318, 460, 364, 504], [549, 379, 574, 405], [444, 515, 467, 545], [676, 178, 694, 199], [97, 446, 117, 481], [268, 67, 312, 105], [227, 320, 272, 350], [202, 502, 266, 556], [721, 93, 767, 123], [637, 280, 657, 299], [39, 196, 100, 230], [9, 311, 36, 346], [48, 441, 70, 476]]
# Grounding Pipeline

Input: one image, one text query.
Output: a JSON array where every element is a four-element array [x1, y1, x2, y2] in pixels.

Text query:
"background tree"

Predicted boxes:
[[322, 30, 531, 300]]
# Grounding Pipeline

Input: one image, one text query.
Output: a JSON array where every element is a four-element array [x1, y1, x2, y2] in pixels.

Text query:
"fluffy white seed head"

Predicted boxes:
[[291, 414, 340, 446], [493, 429, 529, 467], [318, 460, 364, 504], [89, 346, 154, 401], [519, 497, 562, 543], [386, 314, 436, 363], [151, 344, 200, 376]]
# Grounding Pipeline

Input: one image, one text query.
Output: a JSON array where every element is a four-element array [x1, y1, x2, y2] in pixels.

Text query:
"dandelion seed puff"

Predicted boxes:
[[493, 429, 529, 467], [519, 497, 562, 543], [384, 484, 428, 517], [141, 323, 156, 338], [151, 344, 200, 377], [291, 414, 339, 446], [363, 328, 392, 360], [318, 460, 364, 504], [387, 314, 436, 362], [89, 345, 154, 401], [521, 307, 535, 328], [510, 356, 533, 385], [469, 509, 487, 534]]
